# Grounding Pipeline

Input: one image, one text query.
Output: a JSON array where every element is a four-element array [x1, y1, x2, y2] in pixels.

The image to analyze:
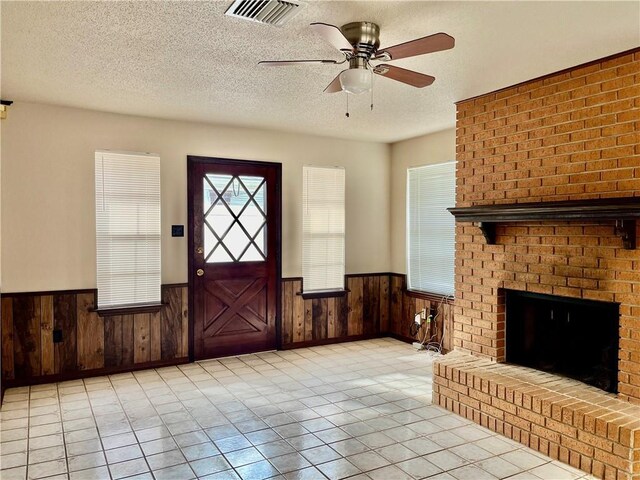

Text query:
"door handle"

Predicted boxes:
[[196, 269, 204, 277], [196, 247, 204, 254]]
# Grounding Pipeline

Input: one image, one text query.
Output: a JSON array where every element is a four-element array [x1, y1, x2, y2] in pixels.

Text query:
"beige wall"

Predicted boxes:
[[390, 128, 456, 274], [1, 102, 391, 292]]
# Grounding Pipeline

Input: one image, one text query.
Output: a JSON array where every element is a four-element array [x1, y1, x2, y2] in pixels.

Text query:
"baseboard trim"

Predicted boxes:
[[281, 333, 384, 350], [385, 332, 416, 344], [3, 357, 190, 389]]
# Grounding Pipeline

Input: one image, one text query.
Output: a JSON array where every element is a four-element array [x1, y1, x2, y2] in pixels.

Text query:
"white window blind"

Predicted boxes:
[[302, 166, 345, 293], [407, 162, 456, 296], [95, 151, 161, 308]]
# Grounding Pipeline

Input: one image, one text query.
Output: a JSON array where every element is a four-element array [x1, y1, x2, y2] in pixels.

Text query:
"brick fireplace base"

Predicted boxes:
[[433, 351, 640, 480]]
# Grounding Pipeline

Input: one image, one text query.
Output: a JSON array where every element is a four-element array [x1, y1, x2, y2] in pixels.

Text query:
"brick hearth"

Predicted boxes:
[[434, 352, 640, 479], [434, 48, 640, 479]]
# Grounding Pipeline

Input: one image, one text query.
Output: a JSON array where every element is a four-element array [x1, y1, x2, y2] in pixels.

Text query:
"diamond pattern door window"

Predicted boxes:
[[203, 174, 267, 263]]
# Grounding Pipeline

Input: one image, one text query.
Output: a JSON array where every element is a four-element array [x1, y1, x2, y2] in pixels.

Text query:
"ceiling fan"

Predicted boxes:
[[259, 22, 455, 95]]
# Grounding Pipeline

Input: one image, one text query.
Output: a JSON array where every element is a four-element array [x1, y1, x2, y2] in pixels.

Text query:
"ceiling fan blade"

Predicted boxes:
[[310, 22, 353, 52], [377, 32, 454, 61], [324, 71, 344, 93], [374, 64, 435, 88], [259, 59, 339, 66]]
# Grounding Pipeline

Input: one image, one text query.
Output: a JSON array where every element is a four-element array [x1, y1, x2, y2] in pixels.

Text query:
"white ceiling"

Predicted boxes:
[[2, 1, 639, 143]]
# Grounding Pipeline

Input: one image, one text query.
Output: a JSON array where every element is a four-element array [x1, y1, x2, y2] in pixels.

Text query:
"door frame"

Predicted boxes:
[[187, 156, 282, 362]]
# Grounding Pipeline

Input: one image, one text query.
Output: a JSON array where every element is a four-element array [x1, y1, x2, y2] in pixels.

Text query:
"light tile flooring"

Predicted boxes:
[[1, 338, 596, 480]]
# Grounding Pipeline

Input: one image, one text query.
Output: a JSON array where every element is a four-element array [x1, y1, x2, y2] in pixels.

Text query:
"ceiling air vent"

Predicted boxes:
[[225, 0, 304, 27]]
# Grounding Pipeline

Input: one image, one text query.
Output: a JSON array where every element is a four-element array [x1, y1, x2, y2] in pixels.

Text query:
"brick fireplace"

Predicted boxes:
[[433, 48, 640, 479]]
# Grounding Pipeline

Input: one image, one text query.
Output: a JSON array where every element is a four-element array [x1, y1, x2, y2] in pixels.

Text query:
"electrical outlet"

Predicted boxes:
[[53, 329, 63, 343], [420, 308, 427, 320]]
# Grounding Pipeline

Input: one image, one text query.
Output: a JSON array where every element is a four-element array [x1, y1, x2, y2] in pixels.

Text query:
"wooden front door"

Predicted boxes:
[[188, 156, 281, 360]]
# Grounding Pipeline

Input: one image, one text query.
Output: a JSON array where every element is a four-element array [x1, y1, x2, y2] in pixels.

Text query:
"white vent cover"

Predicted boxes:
[[225, 0, 303, 27]]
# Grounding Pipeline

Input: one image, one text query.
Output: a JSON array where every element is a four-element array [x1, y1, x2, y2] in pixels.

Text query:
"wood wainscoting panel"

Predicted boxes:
[[2, 285, 189, 387], [161, 286, 183, 360], [281, 274, 392, 348], [363, 276, 380, 335], [40, 296, 55, 376], [387, 273, 453, 351], [282, 281, 293, 345], [292, 283, 304, 343], [104, 315, 123, 367], [347, 276, 364, 336], [121, 314, 135, 366], [335, 294, 348, 338], [3, 277, 451, 386], [390, 275, 404, 336], [53, 294, 77, 374], [327, 297, 336, 338], [150, 311, 162, 362], [13, 296, 41, 378], [1, 297, 15, 380], [379, 275, 390, 333], [304, 299, 313, 342], [77, 293, 104, 370], [133, 313, 151, 364], [311, 298, 328, 340]]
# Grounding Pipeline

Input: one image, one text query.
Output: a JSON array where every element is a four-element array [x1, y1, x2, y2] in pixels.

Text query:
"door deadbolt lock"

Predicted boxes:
[[196, 268, 204, 277], [196, 247, 204, 254]]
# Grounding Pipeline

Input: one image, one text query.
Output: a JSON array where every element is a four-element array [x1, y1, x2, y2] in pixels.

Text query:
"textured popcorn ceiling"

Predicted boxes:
[[2, 1, 639, 142]]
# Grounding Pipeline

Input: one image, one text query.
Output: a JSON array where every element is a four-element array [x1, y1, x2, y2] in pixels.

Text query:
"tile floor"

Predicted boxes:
[[1, 338, 596, 480]]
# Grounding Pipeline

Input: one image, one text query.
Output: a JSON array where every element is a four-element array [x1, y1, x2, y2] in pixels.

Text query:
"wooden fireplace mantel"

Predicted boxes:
[[448, 197, 640, 249]]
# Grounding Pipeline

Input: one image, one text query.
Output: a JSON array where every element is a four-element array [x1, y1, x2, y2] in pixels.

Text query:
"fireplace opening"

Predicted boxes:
[[505, 290, 619, 393]]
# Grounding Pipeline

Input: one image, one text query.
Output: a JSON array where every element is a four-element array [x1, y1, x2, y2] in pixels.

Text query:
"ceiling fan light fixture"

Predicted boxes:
[[339, 68, 372, 95]]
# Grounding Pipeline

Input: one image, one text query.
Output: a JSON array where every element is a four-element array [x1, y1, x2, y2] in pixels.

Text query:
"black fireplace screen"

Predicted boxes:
[[506, 290, 619, 394]]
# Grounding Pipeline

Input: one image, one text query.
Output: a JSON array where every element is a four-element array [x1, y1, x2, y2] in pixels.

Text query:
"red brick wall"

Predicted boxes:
[[454, 49, 640, 403]]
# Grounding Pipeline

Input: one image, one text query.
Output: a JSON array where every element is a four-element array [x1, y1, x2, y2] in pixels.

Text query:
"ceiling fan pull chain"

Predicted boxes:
[[371, 74, 374, 111], [345, 93, 350, 118]]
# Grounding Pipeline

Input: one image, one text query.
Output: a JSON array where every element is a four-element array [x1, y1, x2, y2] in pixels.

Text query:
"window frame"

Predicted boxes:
[[94, 150, 162, 313], [301, 165, 346, 297], [406, 161, 456, 298]]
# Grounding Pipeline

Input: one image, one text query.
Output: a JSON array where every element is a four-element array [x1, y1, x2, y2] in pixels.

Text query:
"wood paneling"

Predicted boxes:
[[327, 297, 336, 338], [379, 276, 389, 333], [13, 296, 41, 378], [282, 281, 293, 345], [363, 276, 380, 335], [104, 315, 123, 367], [161, 286, 182, 360], [311, 298, 327, 340], [335, 294, 348, 338], [282, 274, 392, 347], [279, 273, 452, 350], [304, 300, 313, 342], [293, 282, 304, 343], [134, 314, 151, 364], [150, 311, 161, 362], [388, 274, 453, 352], [4, 277, 453, 385], [53, 294, 77, 374], [390, 275, 403, 335], [121, 314, 135, 366], [2, 285, 188, 386], [77, 293, 104, 370], [40, 296, 54, 376], [347, 277, 363, 336], [1, 297, 14, 380]]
